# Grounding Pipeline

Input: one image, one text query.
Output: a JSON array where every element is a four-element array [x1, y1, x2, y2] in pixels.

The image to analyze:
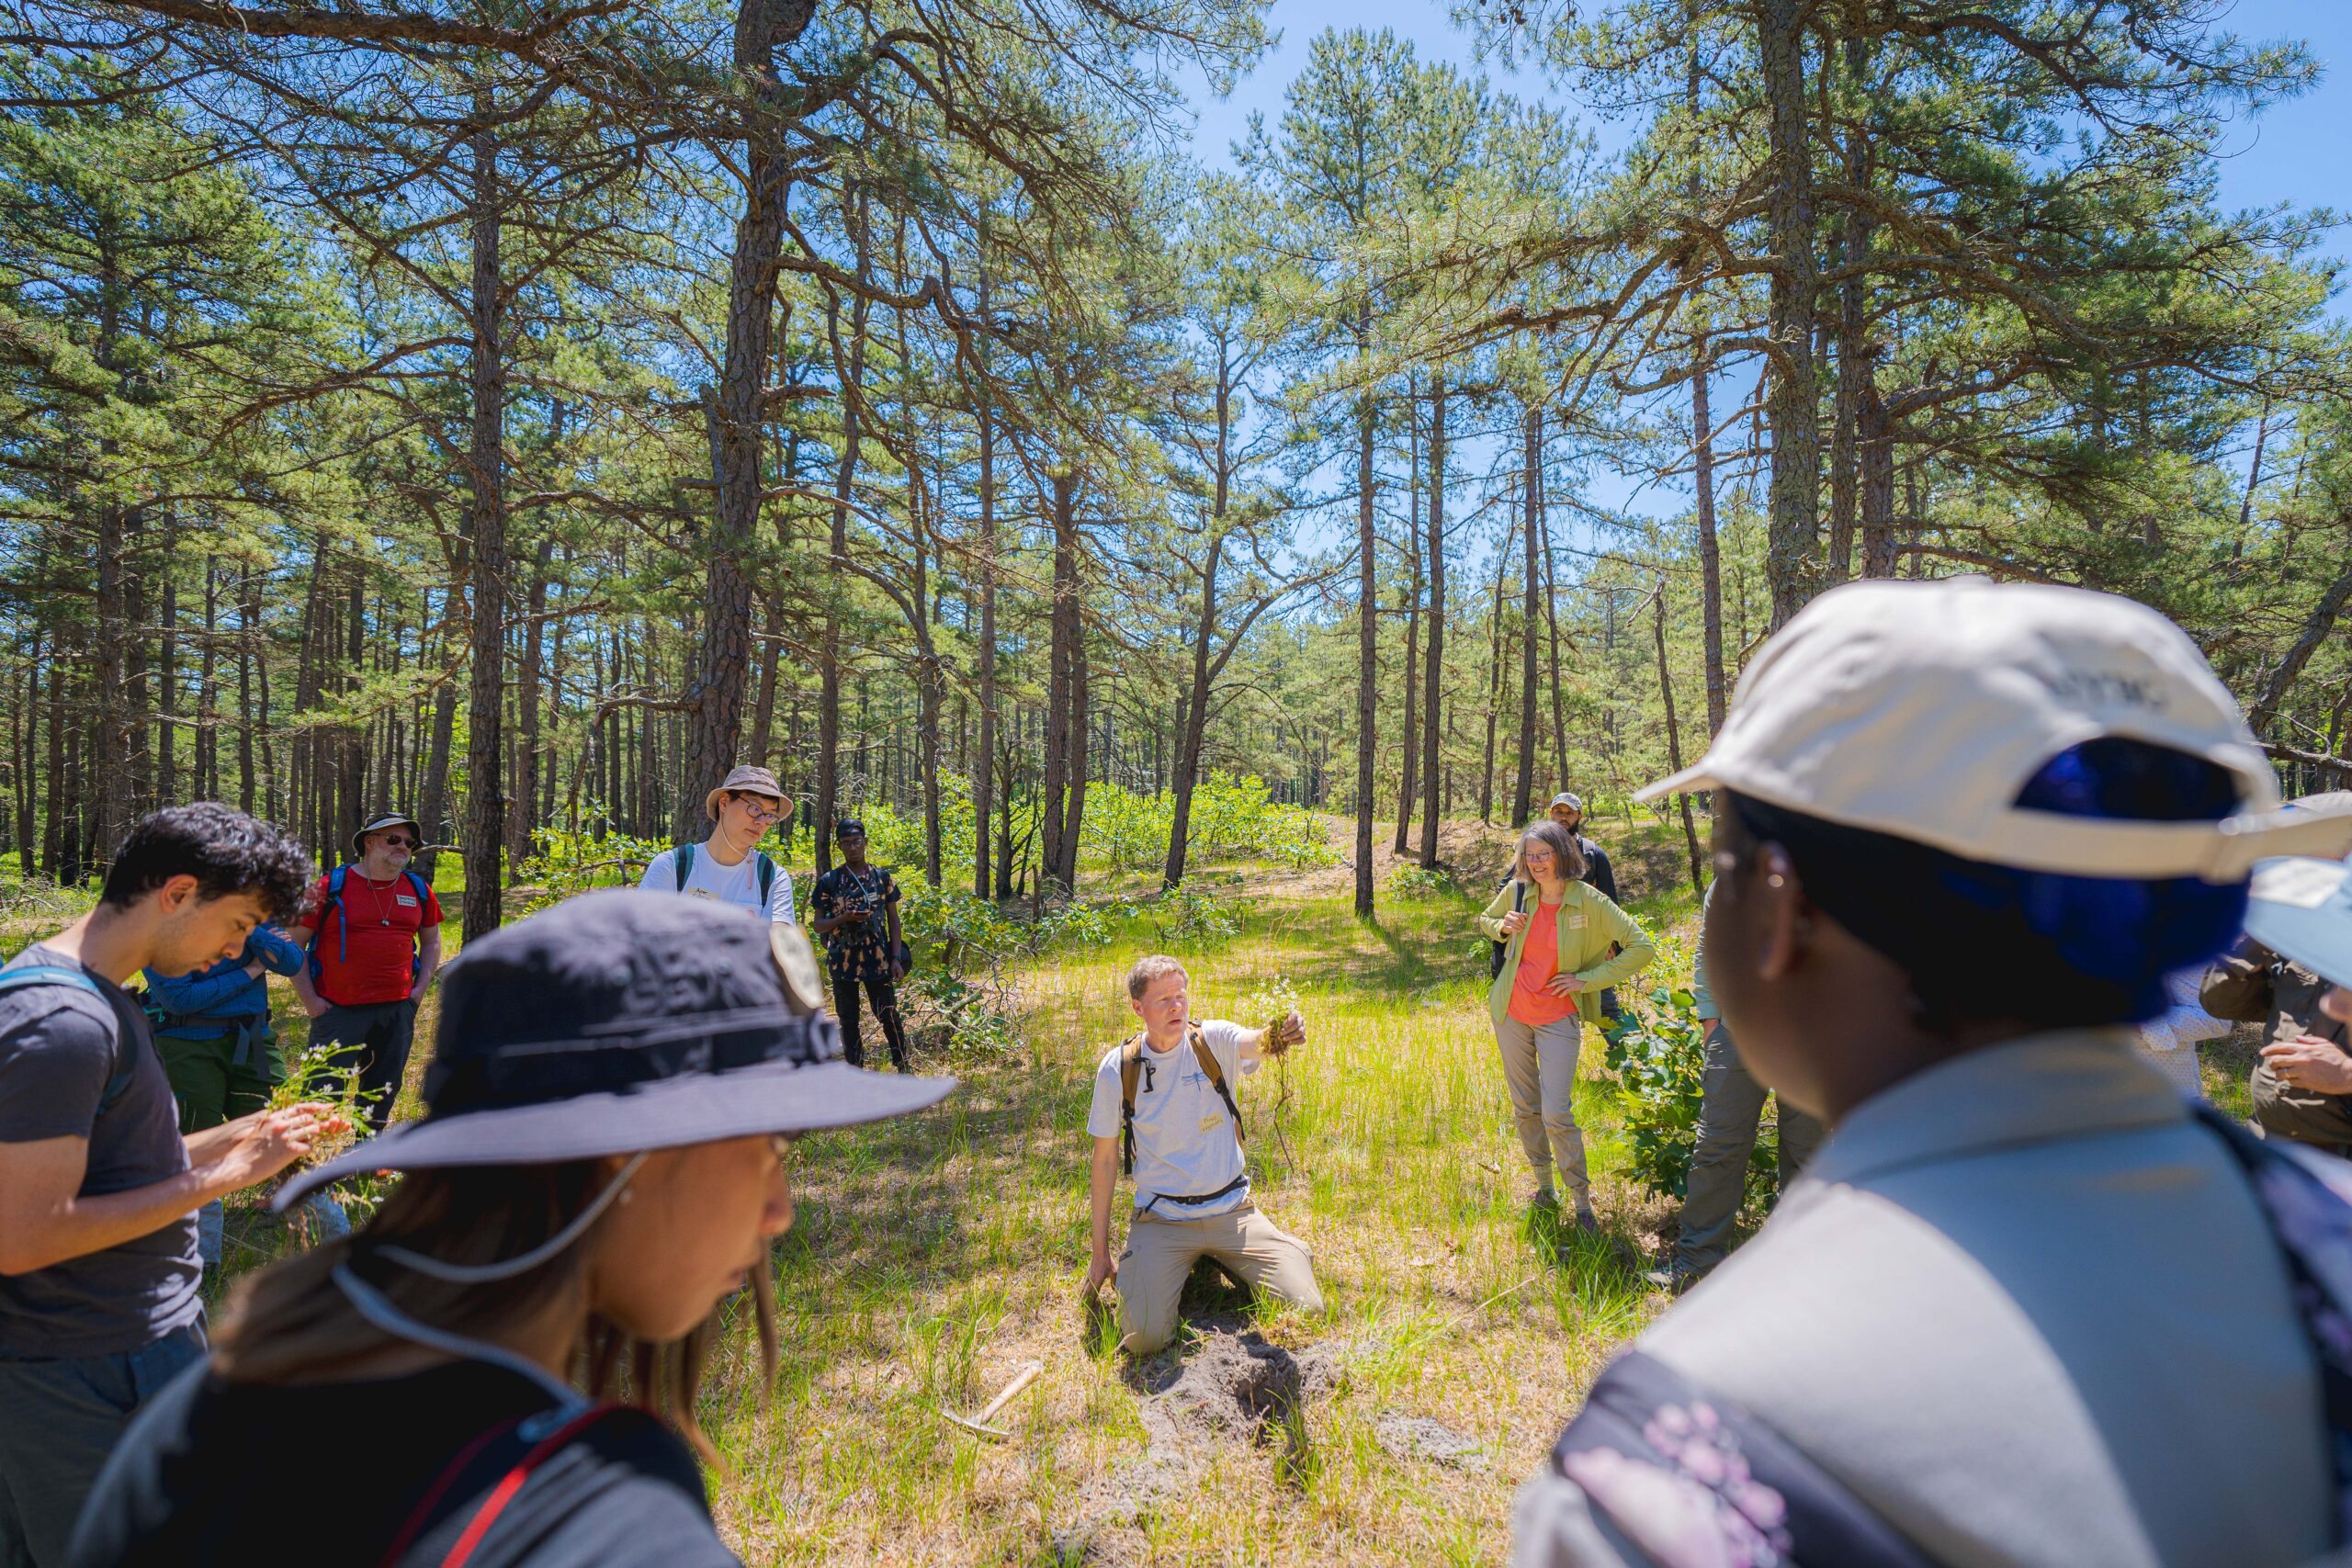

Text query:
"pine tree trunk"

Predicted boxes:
[[1394, 478, 1420, 858], [15, 629, 38, 874], [1653, 581, 1704, 893], [1419, 371, 1447, 868], [1759, 0, 1822, 628], [156, 536, 179, 807], [1060, 617, 1090, 895], [1511, 406, 1543, 828], [460, 112, 510, 934], [1481, 532, 1508, 826], [1165, 338, 1238, 892], [815, 218, 870, 876], [237, 565, 257, 815], [340, 558, 366, 843], [90, 498, 132, 866], [1544, 513, 1567, 785], [1352, 310, 1377, 918], [43, 649, 65, 877], [508, 532, 554, 863], [973, 298, 999, 898], [1039, 472, 1080, 897]]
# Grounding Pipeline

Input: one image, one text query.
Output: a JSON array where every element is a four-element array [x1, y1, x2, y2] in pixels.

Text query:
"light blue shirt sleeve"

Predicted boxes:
[[767, 864, 797, 926]]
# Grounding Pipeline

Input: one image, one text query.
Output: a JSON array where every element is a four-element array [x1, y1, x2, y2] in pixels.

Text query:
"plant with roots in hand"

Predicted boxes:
[[1240, 976, 1304, 1170]]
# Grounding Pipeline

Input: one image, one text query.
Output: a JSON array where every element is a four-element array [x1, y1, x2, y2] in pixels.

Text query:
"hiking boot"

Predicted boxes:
[[1643, 1261, 1702, 1296], [1528, 1187, 1561, 1213], [1572, 1208, 1600, 1235]]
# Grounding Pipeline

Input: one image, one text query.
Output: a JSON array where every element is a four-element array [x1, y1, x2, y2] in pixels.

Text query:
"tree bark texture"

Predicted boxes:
[[1419, 370, 1447, 867], [1512, 405, 1543, 828], [1352, 315, 1377, 918], [460, 115, 510, 936], [1759, 0, 1822, 628]]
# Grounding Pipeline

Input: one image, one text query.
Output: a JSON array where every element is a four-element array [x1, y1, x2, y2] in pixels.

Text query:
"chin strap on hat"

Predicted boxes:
[[332, 1264, 582, 1408], [368, 1151, 651, 1285]]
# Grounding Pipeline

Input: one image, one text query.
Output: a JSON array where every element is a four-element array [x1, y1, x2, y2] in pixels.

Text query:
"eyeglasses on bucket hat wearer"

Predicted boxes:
[[275, 889, 953, 1210]]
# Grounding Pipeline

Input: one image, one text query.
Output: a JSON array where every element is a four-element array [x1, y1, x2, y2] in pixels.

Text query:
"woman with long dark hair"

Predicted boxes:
[[69, 892, 952, 1568], [1476, 819, 1656, 1231]]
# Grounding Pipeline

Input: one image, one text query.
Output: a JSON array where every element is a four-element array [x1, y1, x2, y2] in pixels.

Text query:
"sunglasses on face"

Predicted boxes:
[[378, 835, 415, 849]]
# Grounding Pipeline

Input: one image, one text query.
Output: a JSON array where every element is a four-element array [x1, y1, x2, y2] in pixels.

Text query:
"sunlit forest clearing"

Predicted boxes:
[[2, 0, 2349, 1560]]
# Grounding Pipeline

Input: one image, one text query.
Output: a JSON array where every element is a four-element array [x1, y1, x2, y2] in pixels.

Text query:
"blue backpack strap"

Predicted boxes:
[[0, 965, 137, 1116], [307, 864, 351, 978], [674, 843, 695, 891], [402, 870, 430, 980], [756, 852, 775, 907]]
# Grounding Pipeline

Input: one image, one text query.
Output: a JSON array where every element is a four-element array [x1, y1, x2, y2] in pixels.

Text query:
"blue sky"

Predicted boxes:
[[1170, 0, 2351, 536]]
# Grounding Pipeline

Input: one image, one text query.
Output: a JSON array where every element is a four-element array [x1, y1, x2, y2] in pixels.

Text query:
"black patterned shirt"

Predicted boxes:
[[809, 864, 901, 979]]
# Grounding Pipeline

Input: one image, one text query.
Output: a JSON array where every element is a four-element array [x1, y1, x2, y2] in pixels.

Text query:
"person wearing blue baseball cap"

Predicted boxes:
[[1513, 579, 2352, 1568], [68, 891, 954, 1568]]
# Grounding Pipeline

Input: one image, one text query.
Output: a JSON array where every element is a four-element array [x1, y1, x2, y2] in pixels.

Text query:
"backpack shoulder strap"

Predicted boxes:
[[379, 1402, 630, 1568], [0, 964, 103, 1000], [1117, 1033, 1147, 1177], [1190, 1023, 1246, 1145], [756, 852, 775, 904], [402, 869, 431, 904], [0, 965, 136, 1115], [673, 842, 695, 891], [307, 865, 350, 975]]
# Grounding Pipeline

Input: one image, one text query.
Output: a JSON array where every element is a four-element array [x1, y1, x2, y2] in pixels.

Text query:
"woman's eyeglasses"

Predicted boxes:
[[734, 798, 782, 823]]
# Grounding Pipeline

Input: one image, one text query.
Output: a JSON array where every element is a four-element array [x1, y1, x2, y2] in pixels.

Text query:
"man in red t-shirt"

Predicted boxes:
[[286, 812, 444, 1132]]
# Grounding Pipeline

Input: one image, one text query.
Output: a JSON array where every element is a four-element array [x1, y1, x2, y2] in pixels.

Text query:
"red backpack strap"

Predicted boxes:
[[379, 1403, 627, 1568]]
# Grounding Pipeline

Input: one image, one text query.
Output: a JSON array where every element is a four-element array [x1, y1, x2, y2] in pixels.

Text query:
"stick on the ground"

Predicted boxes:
[[932, 1359, 1043, 1442], [973, 1360, 1042, 1426], [931, 1408, 1011, 1440]]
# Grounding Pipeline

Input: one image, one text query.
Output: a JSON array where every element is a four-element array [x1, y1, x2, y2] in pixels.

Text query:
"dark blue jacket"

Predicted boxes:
[[142, 927, 304, 1040]]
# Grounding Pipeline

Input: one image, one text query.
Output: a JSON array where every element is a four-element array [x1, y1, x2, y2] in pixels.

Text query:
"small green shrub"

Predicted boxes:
[[1139, 883, 1238, 945], [1385, 865, 1453, 900], [512, 818, 673, 915], [1600, 935, 1780, 1211]]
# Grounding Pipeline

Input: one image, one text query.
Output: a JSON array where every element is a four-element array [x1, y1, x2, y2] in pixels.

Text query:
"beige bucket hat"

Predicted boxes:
[[706, 764, 790, 824]]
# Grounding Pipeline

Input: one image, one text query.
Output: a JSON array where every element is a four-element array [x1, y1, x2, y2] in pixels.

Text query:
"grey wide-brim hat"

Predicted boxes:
[[276, 889, 953, 1208], [2245, 852, 2352, 991], [351, 812, 423, 860]]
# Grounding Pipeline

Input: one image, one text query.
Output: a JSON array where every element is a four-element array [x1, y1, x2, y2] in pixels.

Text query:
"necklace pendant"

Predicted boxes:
[[381, 919, 392, 927]]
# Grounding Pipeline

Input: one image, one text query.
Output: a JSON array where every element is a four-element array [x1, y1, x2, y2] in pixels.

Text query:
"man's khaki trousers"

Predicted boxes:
[[1114, 1202, 1322, 1354]]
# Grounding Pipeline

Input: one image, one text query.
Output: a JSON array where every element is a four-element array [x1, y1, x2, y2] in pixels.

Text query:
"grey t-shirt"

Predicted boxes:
[[0, 946, 201, 1358]]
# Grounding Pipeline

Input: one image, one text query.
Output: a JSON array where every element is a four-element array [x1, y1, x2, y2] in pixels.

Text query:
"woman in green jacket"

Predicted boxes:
[[1476, 820, 1656, 1228]]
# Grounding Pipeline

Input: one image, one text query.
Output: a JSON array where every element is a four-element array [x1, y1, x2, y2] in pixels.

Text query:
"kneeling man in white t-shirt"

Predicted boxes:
[[1082, 954, 1322, 1354]]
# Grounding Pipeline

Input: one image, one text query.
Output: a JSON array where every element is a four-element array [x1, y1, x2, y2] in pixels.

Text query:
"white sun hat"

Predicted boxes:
[[1634, 577, 2352, 882]]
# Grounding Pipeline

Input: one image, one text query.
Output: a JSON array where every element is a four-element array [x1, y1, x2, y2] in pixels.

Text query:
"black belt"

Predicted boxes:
[[1139, 1173, 1248, 1215]]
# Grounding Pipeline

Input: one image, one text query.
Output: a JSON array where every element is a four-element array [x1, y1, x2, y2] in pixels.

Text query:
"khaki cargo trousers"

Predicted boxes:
[[1114, 1202, 1322, 1354]]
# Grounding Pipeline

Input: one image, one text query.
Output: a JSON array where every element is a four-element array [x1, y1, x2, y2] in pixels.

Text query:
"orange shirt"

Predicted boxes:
[[1508, 902, 1580, 1026]]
